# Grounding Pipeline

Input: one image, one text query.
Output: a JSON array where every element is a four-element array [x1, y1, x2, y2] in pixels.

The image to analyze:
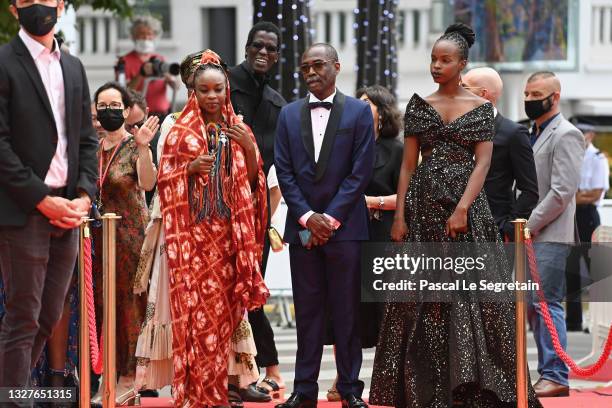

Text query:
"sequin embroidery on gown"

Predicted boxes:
[[369, 94, 543, 408]]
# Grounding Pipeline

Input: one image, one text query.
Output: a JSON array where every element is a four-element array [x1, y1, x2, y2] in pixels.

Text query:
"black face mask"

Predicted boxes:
[[524, 93, 555, 120], [97, 109, 125, 132], [17, 4, 58, 37]]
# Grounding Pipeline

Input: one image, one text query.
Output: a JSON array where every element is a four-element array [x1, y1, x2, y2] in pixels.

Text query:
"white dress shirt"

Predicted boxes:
[[19, 29, 68, 188], [267, 164, 279, 189], [299, 91, 340, 230], [579, 143, 610, 207], [309, 90, 336, 162]]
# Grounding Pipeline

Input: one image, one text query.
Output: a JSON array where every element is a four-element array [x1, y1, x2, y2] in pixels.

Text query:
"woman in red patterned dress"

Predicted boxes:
[[157, 50, 269, 407]]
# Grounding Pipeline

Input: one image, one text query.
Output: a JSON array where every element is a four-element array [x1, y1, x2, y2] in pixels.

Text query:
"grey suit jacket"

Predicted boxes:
[[527, 113, 585, 243]]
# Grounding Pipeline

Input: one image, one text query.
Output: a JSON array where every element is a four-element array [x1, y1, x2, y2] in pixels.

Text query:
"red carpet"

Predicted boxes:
[[140, 388, 612, 407]]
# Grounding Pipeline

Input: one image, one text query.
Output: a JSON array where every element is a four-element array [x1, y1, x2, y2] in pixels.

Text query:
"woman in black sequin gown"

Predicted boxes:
[[369, 24, 542, 408]]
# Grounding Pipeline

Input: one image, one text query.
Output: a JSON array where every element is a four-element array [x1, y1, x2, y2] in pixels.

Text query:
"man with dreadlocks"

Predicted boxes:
[[157, 50, 269, 407]]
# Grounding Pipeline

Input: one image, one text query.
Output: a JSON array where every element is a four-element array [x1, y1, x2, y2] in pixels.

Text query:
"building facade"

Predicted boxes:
[[70, 0, 612, 124]]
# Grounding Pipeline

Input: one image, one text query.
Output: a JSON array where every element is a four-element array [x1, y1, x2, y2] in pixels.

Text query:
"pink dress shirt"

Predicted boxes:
[[19, 29, 68, 189]]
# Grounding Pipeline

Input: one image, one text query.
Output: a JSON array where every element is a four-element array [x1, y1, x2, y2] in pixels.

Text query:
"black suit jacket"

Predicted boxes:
[[0, 35, 98, 226], [229, 61, 286, 175], [484, 113, 539, 238]]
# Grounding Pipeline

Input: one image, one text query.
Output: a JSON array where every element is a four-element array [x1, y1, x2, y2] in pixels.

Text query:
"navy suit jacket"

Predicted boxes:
[[275, 91, 375, 245]]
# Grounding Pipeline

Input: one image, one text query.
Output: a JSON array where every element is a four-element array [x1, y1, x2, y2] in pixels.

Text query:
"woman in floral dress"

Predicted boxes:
[[91, 82, 159, 405]]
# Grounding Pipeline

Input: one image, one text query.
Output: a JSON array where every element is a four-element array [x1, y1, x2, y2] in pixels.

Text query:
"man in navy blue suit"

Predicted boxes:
[[275, 43, 374, 408]]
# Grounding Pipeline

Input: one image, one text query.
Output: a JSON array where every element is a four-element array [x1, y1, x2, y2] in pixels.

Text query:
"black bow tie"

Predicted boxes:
[[309, 101, 333, 110]]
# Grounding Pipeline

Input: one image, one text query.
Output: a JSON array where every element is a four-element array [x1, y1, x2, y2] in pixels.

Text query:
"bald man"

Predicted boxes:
[[523, 71, 585, 398], [463, 67, 538, 240]]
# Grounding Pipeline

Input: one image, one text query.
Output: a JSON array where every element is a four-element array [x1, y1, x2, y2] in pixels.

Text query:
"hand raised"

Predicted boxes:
[[133, 115, 160, 146]]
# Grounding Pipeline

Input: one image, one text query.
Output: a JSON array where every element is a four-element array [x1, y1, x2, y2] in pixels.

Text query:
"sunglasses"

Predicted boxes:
[[250, 41, 278, 54], [125, 119, 146, 134], [299, 59, 336, 75]]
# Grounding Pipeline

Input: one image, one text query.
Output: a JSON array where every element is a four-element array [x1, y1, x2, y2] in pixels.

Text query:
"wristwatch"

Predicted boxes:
[[378, 196, 384, 209]]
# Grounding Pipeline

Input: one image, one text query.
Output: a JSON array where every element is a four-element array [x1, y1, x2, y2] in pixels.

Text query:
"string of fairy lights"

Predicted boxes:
[[254, 0, 399, 100], [355, 0, 398, 95], [254, 0, 314, 102]]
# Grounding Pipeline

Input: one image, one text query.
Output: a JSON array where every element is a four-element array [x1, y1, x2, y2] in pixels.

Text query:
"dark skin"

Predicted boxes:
[[245, 31, 279, 75], [188, 69, 258, 190], [391, 39, 493, 241], [300, 45, 341, 247]]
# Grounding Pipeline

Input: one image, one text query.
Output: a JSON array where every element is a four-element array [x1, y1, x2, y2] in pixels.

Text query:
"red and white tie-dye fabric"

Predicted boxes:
[[157, 50, 269, 407]]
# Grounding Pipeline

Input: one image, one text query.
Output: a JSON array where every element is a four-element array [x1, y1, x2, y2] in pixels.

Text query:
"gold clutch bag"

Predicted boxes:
[[268, 226, 285, 252]]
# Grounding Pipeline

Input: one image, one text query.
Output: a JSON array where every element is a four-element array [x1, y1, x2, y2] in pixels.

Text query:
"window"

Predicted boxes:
[[413, 10, 420, 47], [325, 12, 331, 44], [339, 12, 346, 46], [398, 10, 405, 45]]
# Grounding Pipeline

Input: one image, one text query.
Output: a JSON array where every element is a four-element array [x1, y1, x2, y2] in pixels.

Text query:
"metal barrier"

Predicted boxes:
[[78, 218, 92, 407], [513, 218, 612, 404], [79, 213, 123, 408], [102, 213, 121, 408], [512, 219, 528, 408]]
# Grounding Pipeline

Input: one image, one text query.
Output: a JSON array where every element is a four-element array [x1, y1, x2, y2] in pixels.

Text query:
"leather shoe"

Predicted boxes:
[[275, 392, 317, 408], [240, 383, 272, 402], [341, 394, 368, 408], [533, 378, 569, 398]]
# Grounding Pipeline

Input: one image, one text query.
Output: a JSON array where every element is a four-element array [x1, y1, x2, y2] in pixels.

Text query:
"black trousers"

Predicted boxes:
[[565, 204, 600, 329], [289, 241, 364, 399], [248, 225, 280, 368], [0, 214, 77, 404]]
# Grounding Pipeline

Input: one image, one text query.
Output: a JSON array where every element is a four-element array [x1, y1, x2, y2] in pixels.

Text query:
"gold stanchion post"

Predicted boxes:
[[79, 218, 91, 408], [512, 219, 529, 408], [102, 213, 121, 408]]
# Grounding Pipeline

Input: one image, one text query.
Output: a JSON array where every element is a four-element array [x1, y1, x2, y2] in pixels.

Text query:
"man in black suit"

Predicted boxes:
[[0, 0, 98, 395], [228, 21, 287, 400], [463, 67, 539, 240]]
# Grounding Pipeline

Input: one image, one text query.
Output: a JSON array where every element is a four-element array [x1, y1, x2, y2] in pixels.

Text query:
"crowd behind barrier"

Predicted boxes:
[[0, 3, 611, 408]]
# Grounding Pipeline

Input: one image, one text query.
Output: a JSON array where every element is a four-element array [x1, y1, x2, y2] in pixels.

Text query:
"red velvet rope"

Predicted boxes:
[[84, 235, 103, 375], [525, 238, 612, 376]]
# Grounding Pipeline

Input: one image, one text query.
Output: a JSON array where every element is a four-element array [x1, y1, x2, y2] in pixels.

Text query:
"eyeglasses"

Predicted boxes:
[[125, 119, 146, 134], [96, 102, 123, 110], [250, 41, 278, 54], [299, 59, 336, 75], [460, 83, 486, 93]]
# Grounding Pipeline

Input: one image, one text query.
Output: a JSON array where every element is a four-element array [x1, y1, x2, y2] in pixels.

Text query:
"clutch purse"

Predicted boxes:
[[268, 226, 285, 252]]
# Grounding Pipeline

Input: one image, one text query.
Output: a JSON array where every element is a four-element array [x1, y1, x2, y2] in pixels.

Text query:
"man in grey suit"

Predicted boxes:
[[524, 71, 585, 398]]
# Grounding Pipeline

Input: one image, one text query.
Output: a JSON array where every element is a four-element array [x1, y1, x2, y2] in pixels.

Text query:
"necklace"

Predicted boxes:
[[96, 135, 127, 213]]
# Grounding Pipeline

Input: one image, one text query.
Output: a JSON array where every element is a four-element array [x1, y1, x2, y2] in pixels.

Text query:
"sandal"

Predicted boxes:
[[327, 387, 341, 402], [228, 384, 244, 408], [256, 377, 286, 401]]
